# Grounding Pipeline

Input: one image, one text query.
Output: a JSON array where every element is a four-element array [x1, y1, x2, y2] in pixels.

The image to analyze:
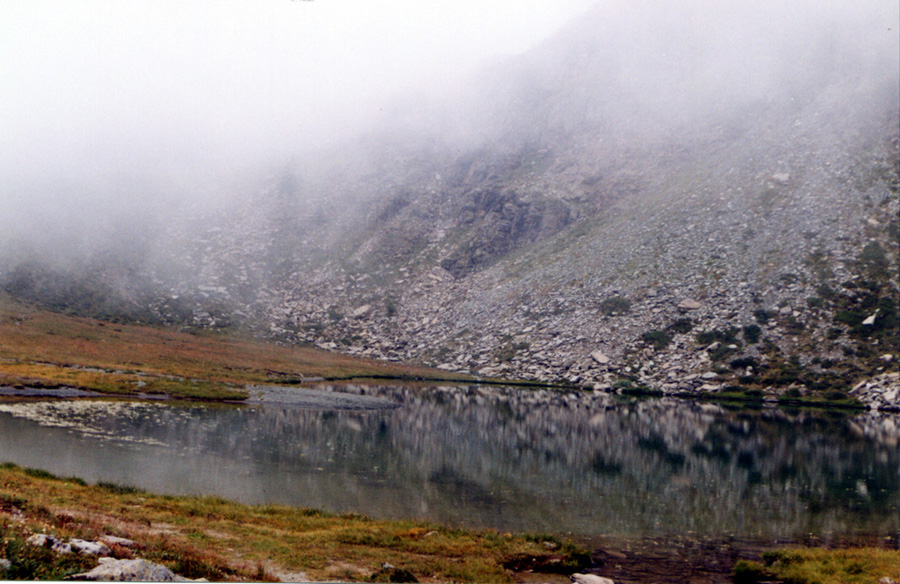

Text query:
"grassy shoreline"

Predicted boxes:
[[2, 464, 897, 583], [0, 463, 589, 582], [0, 295, 472, 401]]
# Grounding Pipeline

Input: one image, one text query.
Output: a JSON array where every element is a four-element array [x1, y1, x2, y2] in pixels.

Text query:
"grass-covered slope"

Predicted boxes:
[[0, 463, 588, 582], [0, 294, 466, 400]]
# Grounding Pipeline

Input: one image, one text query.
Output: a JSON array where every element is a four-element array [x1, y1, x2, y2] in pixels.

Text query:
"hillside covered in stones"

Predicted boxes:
[[3, 1, 898, 405]]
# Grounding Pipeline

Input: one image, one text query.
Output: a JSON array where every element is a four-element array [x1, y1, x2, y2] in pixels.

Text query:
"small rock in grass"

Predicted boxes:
[[99, 535, 139, 549], [68, 539, 111, 556], [63, 558, 181, 581]]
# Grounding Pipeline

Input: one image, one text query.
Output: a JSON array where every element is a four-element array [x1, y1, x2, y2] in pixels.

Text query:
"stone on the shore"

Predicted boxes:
[[64, 558, 181, 582], [570, 573, 615, 584], [590, 351, 610, 365], [849, 372, 900, 410]]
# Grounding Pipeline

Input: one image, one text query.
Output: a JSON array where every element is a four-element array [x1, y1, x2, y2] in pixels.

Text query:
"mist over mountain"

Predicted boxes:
[[3, 0, 898, 396]]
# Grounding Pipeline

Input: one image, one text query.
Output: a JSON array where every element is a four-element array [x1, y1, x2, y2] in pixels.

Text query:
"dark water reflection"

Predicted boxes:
[[0, 384, 896, 540]]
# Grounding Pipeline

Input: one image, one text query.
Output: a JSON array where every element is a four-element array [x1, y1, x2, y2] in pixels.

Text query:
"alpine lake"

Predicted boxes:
[[0, 383, 896, 548]]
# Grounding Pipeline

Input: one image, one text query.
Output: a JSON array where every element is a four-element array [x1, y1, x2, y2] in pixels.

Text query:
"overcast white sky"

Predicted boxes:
[[2, 0, 896, 250], [0, 0, 596, 209]]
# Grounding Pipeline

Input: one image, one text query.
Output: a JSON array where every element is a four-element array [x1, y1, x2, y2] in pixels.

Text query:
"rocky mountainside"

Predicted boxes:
[[4, 1, 898, 403]]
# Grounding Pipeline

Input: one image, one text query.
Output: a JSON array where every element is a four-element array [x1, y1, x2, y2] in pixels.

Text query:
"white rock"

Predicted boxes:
[[677, 298, 702, 310], [591, 351, 610, 365], [862, 311, 878, 326], [69, 539, 111, 556], [27, 533, 71, 553], [571, 574, 615, 584], [0, 558, 11, 572], [27, 534, 58, 548], [772, 172, 791, 184], [351, 304, 371, 318], [64, 558, 180, 582]]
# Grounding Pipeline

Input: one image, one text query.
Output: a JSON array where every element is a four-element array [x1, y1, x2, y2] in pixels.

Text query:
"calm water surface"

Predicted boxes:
[[0, 384, 896, 541]]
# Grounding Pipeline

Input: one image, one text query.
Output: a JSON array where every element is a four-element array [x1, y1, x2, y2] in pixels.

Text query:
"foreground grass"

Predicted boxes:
[[0, 463, 588, 582], [0, 294, 466, 400], [734, 547, 900, 584]]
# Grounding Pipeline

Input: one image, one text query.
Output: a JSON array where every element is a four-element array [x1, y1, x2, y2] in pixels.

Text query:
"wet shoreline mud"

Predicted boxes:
[[0, 386, 104, 398], [581, 533, 899, 584]]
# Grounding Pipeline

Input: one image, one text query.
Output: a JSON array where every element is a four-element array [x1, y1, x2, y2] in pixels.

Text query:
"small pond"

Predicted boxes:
[[0, 383, 896, 542]]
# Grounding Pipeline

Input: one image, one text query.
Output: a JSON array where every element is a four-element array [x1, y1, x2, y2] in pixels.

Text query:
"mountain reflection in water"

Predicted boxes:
[[0, 384, 896, 540]]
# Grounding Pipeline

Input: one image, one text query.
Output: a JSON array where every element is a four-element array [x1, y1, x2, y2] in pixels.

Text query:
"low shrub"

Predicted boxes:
[[599, 296, 631, 316], [742, 324, 761, 344], [641, 330, 672, 349], [753, 309, 773, 324], [729, 357, 757, 370], [696, 327, 741, 346], [667, 318, 694, 334]]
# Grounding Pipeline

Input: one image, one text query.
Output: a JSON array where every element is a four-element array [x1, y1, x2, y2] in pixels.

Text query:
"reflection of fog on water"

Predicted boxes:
[[0, 384, 896, 540]]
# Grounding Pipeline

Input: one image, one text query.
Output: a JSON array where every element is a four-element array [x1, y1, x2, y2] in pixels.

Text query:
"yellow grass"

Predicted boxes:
[[0, 294, 466, 400], [0, 464, 587, 582], [735, 547, 900, 584]]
